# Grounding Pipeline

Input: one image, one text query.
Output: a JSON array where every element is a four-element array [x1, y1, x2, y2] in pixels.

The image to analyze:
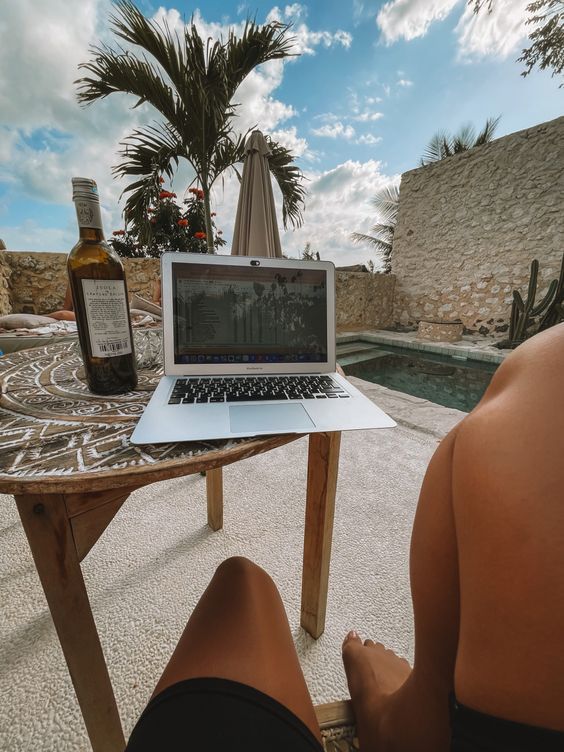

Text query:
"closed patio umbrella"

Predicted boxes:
[[231, 130, 282, 258]]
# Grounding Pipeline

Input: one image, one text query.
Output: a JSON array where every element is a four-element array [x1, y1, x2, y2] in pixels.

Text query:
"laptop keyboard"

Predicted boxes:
[[168, 375, 350, 404]]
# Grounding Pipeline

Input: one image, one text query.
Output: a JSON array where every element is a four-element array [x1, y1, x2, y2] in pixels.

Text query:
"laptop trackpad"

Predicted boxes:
[[229, 403, 315, 434]]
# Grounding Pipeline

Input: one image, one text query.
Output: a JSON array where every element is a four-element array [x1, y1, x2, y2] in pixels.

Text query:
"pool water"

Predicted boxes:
[[338, 341, 499, 413]]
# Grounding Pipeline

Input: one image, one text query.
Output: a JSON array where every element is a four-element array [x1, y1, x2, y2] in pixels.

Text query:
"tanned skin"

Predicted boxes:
[[342, 323, 564, 750]]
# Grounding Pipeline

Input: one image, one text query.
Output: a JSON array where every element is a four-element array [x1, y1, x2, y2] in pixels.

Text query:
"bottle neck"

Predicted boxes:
[[74, 196, 105, 240], [78, 226, 105, 242]]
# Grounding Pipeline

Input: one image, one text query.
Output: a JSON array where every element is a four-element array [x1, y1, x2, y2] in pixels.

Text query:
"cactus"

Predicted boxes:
[[507, 254, 564, 347], [538, 253, 564, 332]]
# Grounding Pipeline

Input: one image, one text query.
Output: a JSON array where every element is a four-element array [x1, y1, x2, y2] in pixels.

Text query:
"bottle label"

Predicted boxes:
[[81, 279, 133, 358], [74, 198, 103, 230]]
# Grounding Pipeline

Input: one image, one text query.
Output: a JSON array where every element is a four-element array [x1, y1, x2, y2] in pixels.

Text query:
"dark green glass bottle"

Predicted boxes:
[[68, 177, 137, 395]]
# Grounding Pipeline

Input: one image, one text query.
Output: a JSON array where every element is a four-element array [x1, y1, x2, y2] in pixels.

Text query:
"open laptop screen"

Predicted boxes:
[[171, 261, 328, 365]]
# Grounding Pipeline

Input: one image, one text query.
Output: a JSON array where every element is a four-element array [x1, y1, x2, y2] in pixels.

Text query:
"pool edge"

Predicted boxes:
[[336, 330, 508, 365]]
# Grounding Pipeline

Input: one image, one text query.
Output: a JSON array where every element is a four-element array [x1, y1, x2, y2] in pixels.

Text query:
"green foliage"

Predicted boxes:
[[351, 183, 399, 273], [508, 254, 564, 346], [108, 188, 225, 258], [76, 1, 305, 251], [469, 1, 564, 84], [420, 116, 500, 165]]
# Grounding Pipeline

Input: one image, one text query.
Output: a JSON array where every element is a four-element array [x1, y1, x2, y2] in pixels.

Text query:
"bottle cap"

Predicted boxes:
[[72, 177, 99, 202]]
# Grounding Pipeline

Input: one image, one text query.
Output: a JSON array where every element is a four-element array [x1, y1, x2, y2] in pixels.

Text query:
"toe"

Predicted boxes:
[[342, 630, 362, 650]]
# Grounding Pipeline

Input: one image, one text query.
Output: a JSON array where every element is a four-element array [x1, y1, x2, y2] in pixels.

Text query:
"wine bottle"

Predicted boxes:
[[68, 177, 138, 395]]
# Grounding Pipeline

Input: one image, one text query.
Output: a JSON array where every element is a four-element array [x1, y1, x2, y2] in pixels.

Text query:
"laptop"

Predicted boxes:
[[130, 252, 396, 445]]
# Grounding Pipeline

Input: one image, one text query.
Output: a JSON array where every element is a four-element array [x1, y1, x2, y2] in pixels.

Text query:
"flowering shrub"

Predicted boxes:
[[109, 182, 226, 258]]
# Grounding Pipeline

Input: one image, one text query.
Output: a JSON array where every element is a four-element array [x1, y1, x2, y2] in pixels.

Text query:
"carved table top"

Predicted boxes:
[[0, 338, 298, 495]]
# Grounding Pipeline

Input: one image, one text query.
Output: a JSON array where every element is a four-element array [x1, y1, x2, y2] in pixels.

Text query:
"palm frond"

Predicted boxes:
[[265, 137, 307, 229], [420, 131, 452, 165], [350, 231, 391, 251], [208, 132, 248, 184], [473, 115, 500, 145], [224, 20, 296, 99], [452, 123, 476, 152], [421, 116, 501, 164], [76, 44, 182, 126], [110, 1, 187, 92], [370, 183, 400, 225], [113, 122, 182, 242]]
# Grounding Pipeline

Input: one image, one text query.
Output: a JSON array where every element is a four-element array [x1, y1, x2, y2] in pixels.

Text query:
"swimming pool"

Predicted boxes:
[[338, 341, 499, 413]]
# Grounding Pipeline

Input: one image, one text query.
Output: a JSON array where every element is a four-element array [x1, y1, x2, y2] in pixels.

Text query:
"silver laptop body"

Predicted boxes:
[[130, 252, 395, 445]]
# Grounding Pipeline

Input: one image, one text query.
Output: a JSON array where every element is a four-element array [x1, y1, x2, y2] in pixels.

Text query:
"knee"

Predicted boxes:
[[215, 556, 274, 589]]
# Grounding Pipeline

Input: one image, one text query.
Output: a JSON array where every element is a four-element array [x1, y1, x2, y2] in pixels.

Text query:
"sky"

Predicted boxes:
[[0, 0, 561, 268]]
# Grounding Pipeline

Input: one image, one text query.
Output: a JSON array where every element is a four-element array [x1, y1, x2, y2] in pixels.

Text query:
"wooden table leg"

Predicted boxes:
[[301, 431, 341, 638], [206, 467, 224, 531], [15, 493, 125, 752]]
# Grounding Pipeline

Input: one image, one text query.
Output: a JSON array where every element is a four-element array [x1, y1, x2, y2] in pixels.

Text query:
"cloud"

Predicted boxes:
[[311, 122, 356, 139], [0, 0, 151, 231], [313, 112, 341, 123], [397, 78, 413, 87], [278, 160, 399, 268], [0, 220, 76, 254], [377, 0, 461, 43], [356, 134, 382, 145], [376, 0, 530, 60], [353, 111, 384, 122], [266, 6, 353, 53], [455, 0, 530, 60], [270, 126, 309, 157]]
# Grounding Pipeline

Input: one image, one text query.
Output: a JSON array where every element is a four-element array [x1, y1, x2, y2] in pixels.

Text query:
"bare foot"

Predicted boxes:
[[342, 631, 411, 751]]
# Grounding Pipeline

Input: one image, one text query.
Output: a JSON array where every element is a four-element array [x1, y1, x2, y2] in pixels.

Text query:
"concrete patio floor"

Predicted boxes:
[[0, 376, 465, 751]]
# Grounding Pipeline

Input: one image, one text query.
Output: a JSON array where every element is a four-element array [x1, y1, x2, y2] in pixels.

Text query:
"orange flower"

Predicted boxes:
[[197, 189, 204, 200], [194, 231, 206, 239], [188, 187, 198, 194], [159, 190, 176, 199], [158, 176, 165, 184], [147, 207, 155, 213], [177, 219, 189, 227], [112, 229, 125, 236]]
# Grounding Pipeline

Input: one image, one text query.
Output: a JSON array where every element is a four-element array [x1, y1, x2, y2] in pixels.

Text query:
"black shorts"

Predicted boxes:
[[450, 694, 564, 751], [125, 677, 323, 751]]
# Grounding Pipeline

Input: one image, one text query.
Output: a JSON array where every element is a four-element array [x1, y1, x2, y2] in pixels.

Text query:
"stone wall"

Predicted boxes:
[[335, 271, 395, 331], [0, 251, 11, 316], [1, 251, 395, 329], [7, 252, 68, 314], [3, 251, 159, 314], [392, 116, 564, 334]]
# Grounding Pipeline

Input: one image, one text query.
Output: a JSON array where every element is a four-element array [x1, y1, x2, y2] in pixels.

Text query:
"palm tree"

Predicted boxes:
[[76, 1, 306, 252], [420, 116, 500, 165], [351, 183, 399, 273]]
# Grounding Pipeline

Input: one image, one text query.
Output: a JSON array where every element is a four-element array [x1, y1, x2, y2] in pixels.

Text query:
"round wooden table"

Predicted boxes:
[[0, 338, 341, 752]]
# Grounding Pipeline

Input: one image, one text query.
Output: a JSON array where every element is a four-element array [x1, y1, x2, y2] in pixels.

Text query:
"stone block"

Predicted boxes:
[[417, 320, 463, 342]]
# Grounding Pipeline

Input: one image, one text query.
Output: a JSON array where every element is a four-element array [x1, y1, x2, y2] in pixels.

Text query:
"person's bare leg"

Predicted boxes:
[[343, 323, 564, 751], [150, 556, 321, 743], [342, 424, 461, 751], [452, 324, 564, 730]]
